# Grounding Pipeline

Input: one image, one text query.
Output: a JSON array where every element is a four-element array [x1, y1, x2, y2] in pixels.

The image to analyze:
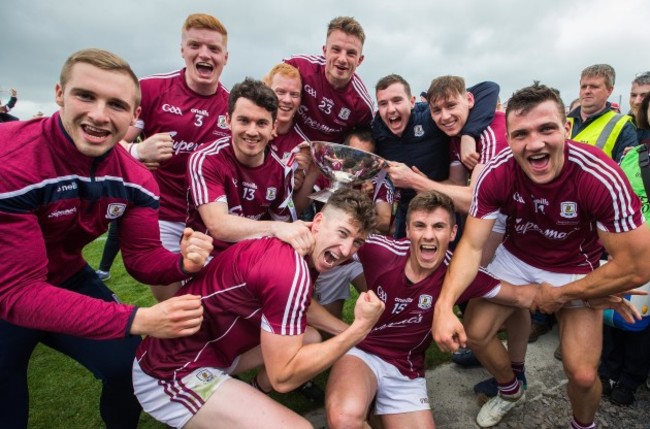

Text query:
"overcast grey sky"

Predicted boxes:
[[2, 0, 647, 120]]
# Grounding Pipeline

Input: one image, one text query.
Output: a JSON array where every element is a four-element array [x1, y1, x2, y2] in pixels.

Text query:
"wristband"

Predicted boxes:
[[131, 143, 142, 161]]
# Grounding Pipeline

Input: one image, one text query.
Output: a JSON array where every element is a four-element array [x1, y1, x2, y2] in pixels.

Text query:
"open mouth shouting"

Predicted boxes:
[[195, 61, 214, 78], [419, 243, 438, 262], [528, 153, 550, 172], [323, 250, 341, 268], [386, 113, 407, 135]]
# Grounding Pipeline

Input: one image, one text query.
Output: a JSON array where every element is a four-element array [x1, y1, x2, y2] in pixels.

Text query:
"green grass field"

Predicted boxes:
[[26, 236, 451, 428]]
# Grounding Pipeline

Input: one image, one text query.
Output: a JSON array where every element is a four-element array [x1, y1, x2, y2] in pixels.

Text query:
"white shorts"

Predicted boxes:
[[346, 347, 429, 415], [159, 220, 185, 253], [133, 358, 236, 428], [487, 245, 587, 308], [314, 261, 364, 305]]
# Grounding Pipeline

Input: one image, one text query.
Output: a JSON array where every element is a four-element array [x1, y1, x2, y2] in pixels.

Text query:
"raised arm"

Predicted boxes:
[[259, 291, 384, 393], [461, 81, 499, 138], [387, 161, 473, 214], [198, 201, 314, 256], [432, 215, 496, 351]]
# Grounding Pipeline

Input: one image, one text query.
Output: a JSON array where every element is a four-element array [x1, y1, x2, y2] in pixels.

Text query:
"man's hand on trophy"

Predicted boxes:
[[386, 161, 421, 189], [293, 141, 313, 173]]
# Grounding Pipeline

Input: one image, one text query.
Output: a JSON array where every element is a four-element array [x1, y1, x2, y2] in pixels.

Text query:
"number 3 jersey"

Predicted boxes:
[[354, 235, 500, 379], [186, 138, 295, 256], [136, 68, 231, 222]]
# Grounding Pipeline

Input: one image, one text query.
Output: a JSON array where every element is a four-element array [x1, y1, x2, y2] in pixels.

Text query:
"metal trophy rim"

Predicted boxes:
[[308, 141, 388, 203]]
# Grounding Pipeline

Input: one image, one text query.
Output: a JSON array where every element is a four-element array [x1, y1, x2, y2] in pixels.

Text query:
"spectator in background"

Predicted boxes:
[[628, 72, 650, 123], [635, 92, 650, 145], [597, 92, 650, 406], [0, 88, 19, 122], [567, 64, 637, 162], [628, 72, 650, 144]]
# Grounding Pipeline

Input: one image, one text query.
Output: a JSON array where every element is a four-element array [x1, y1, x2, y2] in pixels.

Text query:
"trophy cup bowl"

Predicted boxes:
[[309, 141, 388, 203]]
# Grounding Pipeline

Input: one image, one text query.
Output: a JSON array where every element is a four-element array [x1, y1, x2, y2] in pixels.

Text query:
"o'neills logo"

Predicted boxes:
[[106, 203, 126, 220]]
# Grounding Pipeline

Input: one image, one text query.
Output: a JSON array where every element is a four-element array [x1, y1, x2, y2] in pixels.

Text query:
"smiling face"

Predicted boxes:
[[228, 97, 274, 167], [507, 100, 568, 185], [56, 62, 140, 158], [405, 207, 457, 278], [181, 27, 228, 95], [376, 82, 415, 137], [310, 207, 367, 272], [579, 75, 613, 116], [322, 29, 364, 90], [268, 73, 301, 130], [429, 92, 474, 137]]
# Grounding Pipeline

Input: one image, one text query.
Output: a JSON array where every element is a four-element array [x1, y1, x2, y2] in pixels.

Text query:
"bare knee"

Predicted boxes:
[[466, 329, 491, 350], [565, 364, 598, 390], [326, 401, 367, 429]]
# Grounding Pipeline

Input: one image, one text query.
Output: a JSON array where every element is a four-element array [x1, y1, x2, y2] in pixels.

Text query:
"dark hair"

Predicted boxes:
[[375, 74, 412, 98], [506, 82, 566, 126], [323, 188, 377, 234], [343, 126, 374, 148], [406, 191, 456, 227], [228, 78, 279, 121]]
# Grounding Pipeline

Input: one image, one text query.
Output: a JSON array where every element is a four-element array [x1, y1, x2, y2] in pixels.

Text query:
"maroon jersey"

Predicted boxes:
[[136, 237, 311, 380], [137, 69, 231, 222], [471, 140, 644, 273], [0, 114, 189, 339], [270, 126, 308, 164], [284, 55, 373, 143], [450, 111, 508, 170], [355, 235, 499, 378], [187, 138, 295, 255]]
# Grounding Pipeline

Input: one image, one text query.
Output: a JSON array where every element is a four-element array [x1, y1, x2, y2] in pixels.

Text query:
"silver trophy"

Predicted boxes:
[[309, 141, 388, 203]]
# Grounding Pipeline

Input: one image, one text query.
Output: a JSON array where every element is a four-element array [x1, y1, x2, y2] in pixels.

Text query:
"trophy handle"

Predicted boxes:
[[308, 189, 332, 203], [308, 181, 347, 203]]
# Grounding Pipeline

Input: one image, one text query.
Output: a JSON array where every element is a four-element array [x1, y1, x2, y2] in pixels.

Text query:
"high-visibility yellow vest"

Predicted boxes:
[[567, 110, 632, 158]]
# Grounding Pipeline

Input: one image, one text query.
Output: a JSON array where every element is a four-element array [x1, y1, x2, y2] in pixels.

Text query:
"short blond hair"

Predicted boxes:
[[327, 16, 365, 46], [59, 48, 141, 107]]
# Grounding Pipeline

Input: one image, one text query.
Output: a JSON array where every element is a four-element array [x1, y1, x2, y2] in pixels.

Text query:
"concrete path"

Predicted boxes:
[[304, 326, 566, 428]]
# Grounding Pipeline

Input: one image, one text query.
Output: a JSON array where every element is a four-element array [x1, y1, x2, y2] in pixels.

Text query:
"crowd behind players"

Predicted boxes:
[[1, 11, 650, 429]]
